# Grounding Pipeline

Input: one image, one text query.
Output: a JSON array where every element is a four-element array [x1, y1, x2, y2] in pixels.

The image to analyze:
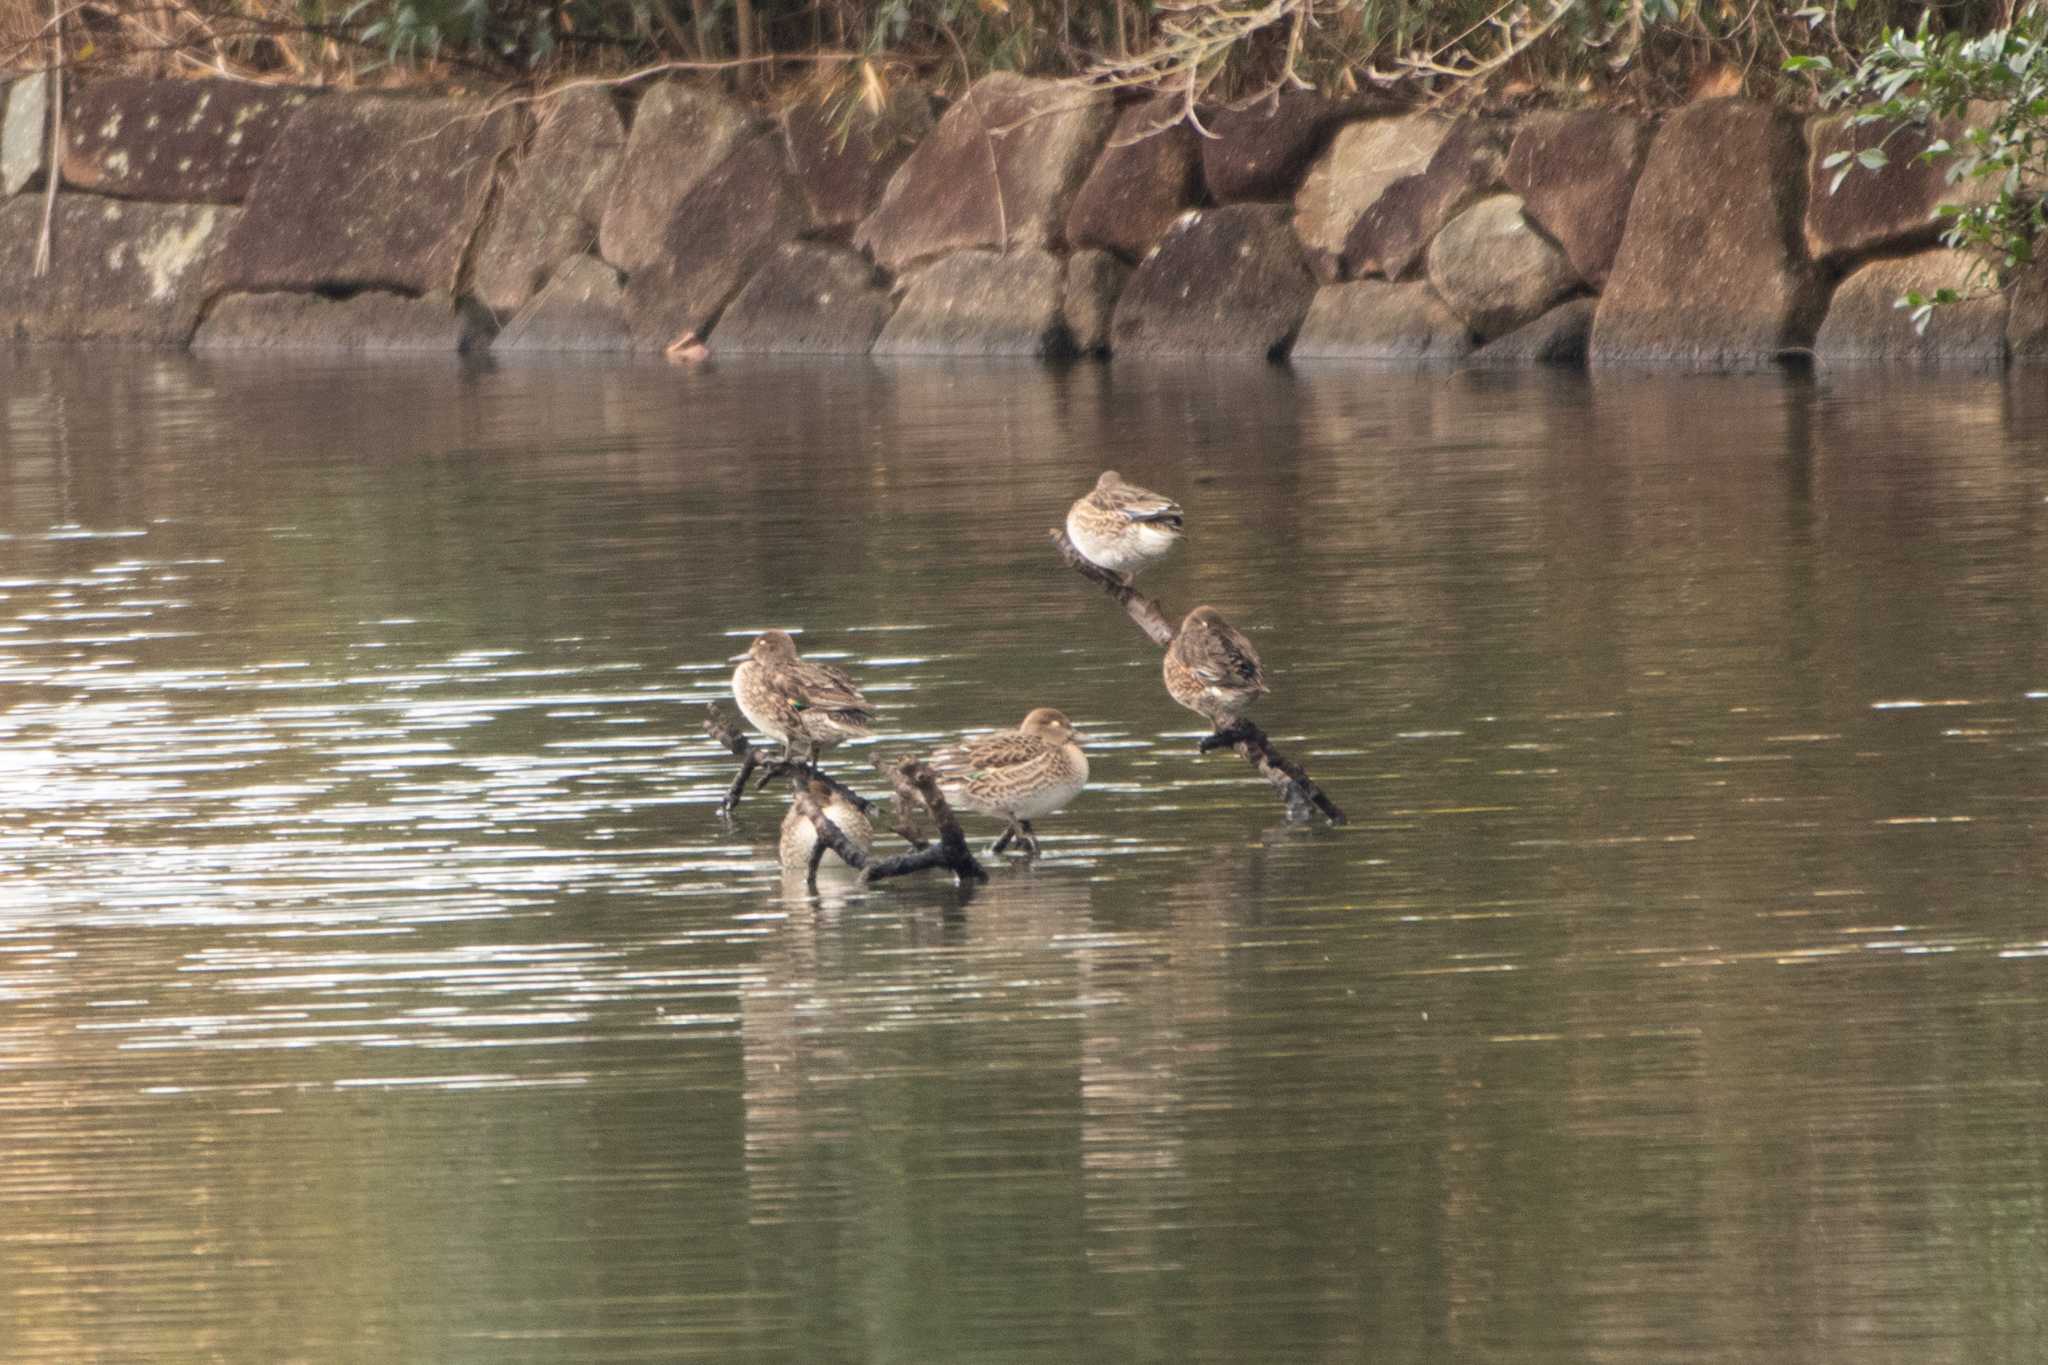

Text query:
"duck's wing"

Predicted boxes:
[[786, 659, 875, 722], [1105, 483, 1184, 528], [931, 730, 1046, 779], [1190, 620, 1268, 692]]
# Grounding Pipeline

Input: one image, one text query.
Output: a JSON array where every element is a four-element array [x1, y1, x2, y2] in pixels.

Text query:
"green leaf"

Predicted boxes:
[[1857, 147, 1890, 171]]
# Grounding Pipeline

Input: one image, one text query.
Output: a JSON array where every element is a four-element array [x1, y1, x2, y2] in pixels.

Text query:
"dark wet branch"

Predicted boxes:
[[794, 786, 871, 890], [1049, 529, 1346, 826], [863, 758, 988, 884], [875, 752, 933, 849], [703, 705, 875, 816], [1204, 719, 1346, 825], [708, 706, 981, 886], [1049, 528, 1178, 647]]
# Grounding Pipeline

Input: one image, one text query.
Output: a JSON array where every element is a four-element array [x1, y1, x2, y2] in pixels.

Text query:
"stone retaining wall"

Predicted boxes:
[[0, 69, 2032, 367]]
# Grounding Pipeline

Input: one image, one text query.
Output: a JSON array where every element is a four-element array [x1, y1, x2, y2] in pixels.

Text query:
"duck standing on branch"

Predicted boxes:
[[929, 708, 1089, 859], [1065, 471, 1185, 583], [1164, 606, 1269, 732], [730, 630, 875, 764]]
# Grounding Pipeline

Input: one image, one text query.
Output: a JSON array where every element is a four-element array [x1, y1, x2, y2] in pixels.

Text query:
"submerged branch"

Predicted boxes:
[[1049, 528, 1345, 826]]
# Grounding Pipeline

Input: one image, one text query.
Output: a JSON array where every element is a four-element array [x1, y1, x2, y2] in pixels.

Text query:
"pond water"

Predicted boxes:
[[1, 352, 2045, 1362]]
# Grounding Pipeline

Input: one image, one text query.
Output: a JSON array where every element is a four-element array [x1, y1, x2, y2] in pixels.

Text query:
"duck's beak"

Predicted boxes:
[[728, 650, 750, 663]]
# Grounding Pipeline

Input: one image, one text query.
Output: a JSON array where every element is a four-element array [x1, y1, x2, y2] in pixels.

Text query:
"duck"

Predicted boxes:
[[778, 776, 874, 875], [1163, 605, 1268, 729], [1064, 471, 1184, 581], [730, 630, 875, 762], [928, 707, 1088, 858]]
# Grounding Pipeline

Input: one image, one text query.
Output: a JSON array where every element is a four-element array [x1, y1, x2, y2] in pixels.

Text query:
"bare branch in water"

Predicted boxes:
[[1049, 528, 1177, 646], [704, 704, 874, 816], [707, 706, 982, 884], [863, 757, 988, 884], [1049, 529, 1346, 825], [793, 784, 870, 890], [1203, 719, 1346, 825]]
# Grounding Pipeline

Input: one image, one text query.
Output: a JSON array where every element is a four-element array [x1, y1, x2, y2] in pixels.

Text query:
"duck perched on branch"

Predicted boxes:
[[1164, 605, 1269, 729], [929, 708, 1089, 858], [730, 629, 875, 763], [1064, 471, 1184, 583]]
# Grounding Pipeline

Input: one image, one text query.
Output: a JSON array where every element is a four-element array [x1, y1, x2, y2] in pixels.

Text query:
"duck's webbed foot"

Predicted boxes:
[[1015, 820, 1040, 859], [989, 827, 1015, 857]]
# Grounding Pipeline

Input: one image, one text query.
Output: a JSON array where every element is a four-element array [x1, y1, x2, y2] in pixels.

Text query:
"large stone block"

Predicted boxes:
[[1504, 109, 1650, 288], [0, 196, 234, 344], [872, 248, 1069, 357], [2010, 265, 2048, 363], [472, 88, 626, 317], [1291, 280, 1475, 361], [62, 78, 315, 203], [218, 94, 514, 295], [599, 83, 755, 274], [3, 73, 50, 195], [855, 73, 1112, 275], [712, 241, 893, 354], [193, 290, 490, 351], [1063, 248, 1128, 355], [1804, 109, 1996, 264], [1202, 92, 1372, 203], [1814, 249, 2006, 366], [491, 255, 632, 353], [1592, 99, 1827, 367], [781, 94, 931, 235], [625, 130, 808, 348], [1425, 194, 1577, 341], [1471, 296, 1595, 365], [1064, 97, 1204, 262], [1110, 204, 1315, 357], [1293, 113, 1452, 279], [1343, 116, 1513, 280]]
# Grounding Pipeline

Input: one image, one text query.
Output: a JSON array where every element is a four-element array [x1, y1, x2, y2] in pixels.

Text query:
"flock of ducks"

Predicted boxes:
[[732, 470, 1272, 873]]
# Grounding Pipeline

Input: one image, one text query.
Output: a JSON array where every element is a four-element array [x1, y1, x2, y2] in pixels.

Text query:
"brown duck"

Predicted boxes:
[[1163, 606, 1268, 729], [730, 630, 875, 761]]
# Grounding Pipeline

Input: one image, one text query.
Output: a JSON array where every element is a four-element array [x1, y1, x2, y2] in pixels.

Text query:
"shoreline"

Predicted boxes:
[[0, 71, 2030, 370]]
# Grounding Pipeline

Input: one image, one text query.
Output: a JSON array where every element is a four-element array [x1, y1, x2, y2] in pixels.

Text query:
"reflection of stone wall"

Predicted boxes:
[[0, 72, 2032, 367]]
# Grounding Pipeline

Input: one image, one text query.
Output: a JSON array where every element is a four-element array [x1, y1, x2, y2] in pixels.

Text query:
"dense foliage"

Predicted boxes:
[[1794, 11, 2048, 327]]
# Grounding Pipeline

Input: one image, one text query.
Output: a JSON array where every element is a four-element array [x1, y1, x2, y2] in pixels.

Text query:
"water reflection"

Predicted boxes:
[[2, 353, 2046, 1360]]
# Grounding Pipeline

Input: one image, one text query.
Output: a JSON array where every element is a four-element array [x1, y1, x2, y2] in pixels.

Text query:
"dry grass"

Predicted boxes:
[[0, 1, 2028, 112]]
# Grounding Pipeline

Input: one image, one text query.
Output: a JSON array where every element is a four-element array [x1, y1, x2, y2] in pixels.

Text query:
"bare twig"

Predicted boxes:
[[935, 20, 1007, 252], [33, 0, 63, 279], [487, 51, 867, 111], [1049, 527, 1345, 825]]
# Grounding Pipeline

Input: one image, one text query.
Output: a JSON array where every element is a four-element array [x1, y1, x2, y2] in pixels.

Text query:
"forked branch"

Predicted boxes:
[[704, 705, 875, 817], [706, 706, 985, 886]]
